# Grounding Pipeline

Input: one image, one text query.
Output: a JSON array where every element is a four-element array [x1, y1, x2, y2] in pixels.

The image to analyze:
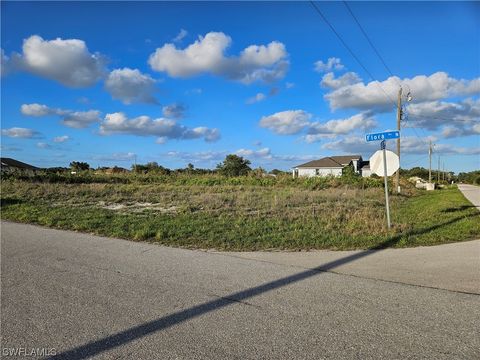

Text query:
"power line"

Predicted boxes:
[[309, 1, 397, 108], [402, 112, 429, 147], [342, 1, 399, 84], [409, 115, 479, 124], [403, 155, 429, 168]]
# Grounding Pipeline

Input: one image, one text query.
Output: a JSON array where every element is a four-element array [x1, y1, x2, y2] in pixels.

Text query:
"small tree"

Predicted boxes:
[[216, 154, 251, 177], [70, 161, 90, 171], [270, 169, 285, 176], [341, 164, 360, 184], [186, 163, 195, 174], [133, 162, 171, 174]]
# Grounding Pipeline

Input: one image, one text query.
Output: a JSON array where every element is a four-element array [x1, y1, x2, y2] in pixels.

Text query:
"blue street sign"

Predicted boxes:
[[365, 131, 400, 142]]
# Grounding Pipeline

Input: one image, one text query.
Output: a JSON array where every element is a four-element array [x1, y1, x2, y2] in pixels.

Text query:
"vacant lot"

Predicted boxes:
[[1, 178, 478, 250]]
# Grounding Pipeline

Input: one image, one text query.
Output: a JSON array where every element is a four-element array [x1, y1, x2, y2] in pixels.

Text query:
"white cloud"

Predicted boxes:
[[400, 136, 480, 155], [21, 103, 101, 128], [246, 93, 266, 104], [260, 109, 377, 141], [441, 126, 469, 138], [53, 135, 70, 143], [100, 112, 220, 143], [185, 88, 202, 95], [286, 82, 295, 89], [321, 136, 378, 155], [167, 150, 226, 162], [104, 68, 157, 104], [321, 72, 361, 89], [162, 103, 186, 119], [62, 110, 101, 128], [441, 124, 480, 139], [0, 144, 22, 152], [406, 98, 480, 130], [148, 32, 289, 84], [166, 149, 317, 165], [314, 57, 344, 73], [259, 110, 311, 135], [92, 152, 136, 161], [1, 49, 13, 76], [173, 29, 188, 43], [77, 96, 90, 104], [1, 127, 41, 139], [36, 142, 51, 149], [305, 112, 377, 143], [6, 35, 106, 87], [21, 103, 59, 117], [323, 135, 479, 157], [325, 72, 480, 111], [236, 147, 272, 159]]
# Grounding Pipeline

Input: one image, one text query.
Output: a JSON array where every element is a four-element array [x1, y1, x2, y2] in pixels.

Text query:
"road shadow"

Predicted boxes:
[[49, 212, 478, 360], [0, 198, 24, 207], [441, 205, 477, 213]]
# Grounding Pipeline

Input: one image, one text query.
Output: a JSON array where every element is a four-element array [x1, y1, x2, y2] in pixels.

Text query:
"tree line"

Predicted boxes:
[[64, 155, 288, 177], [59, 160, 480, 184]]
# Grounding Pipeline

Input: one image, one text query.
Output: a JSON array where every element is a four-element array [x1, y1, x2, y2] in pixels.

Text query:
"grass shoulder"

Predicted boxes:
[[1, 179, 478, 251]]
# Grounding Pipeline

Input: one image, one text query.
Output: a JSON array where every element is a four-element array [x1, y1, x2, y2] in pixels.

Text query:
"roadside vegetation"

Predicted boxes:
[[1, 156, 478, 250]]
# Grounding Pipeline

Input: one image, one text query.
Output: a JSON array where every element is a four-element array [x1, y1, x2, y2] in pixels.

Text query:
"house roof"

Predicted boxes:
[[294, 155, 362, 169], [0, 157, 39, 170]]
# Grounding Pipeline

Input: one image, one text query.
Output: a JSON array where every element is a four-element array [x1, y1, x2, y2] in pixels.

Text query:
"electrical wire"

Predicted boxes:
[[309, 1, 397, 108], [403, 155, 429, 167], [342, 1, 401, 88]]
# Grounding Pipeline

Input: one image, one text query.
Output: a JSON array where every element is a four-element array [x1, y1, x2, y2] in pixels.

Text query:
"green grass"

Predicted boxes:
[[1, 179, 478, 250]]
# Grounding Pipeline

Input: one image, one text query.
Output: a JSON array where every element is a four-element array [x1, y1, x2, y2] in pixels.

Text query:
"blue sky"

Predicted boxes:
[[1, 1, 479, 172]]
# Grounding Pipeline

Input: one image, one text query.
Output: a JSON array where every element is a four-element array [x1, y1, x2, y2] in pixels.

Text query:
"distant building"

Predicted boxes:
[[292, 155, 371, 178], [0, 157, 40, 174], [360, 162, 371, 177]]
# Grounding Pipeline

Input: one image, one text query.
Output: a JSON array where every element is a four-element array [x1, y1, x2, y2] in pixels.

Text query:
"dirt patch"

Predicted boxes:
[[98, 201, 178, 214]]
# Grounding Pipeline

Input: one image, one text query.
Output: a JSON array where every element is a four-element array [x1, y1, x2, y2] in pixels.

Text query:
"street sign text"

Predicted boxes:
[[365, 131, 400, 142]]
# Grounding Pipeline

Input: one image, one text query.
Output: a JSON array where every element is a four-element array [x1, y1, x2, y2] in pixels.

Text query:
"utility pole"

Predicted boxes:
[[437, 156, 441, 183], [381, 140, 391, 229], [134, 154, 137, 172], [429, 140, 432, 183], [395, 87, 402, 194]]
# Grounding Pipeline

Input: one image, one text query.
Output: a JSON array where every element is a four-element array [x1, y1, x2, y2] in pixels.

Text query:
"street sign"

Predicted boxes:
[[365, 131, 400, 142], [370, 150, 399, 177], [365, 132, 401, 230]]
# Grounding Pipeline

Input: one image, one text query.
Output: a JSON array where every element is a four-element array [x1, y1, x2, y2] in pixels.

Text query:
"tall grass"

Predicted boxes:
[[1, 177, 477, 250], [1, 171, 386, 189]]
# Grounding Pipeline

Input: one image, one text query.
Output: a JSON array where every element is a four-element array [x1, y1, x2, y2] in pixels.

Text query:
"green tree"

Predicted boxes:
[[216, 154, 251, 177], [186, 163, 195, 173], [70, 161, 90, 171], [132, 162, 171, 174], [270, 169, 286, 176]]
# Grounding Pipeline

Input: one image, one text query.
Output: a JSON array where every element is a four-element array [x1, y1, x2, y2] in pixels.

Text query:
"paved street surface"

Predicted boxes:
[[458, 184, 480, 209], [1, 221, 479, 359]]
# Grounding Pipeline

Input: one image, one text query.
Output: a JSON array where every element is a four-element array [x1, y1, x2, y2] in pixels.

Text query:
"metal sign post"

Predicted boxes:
[[366, 131, 399, 230], [381, 140, 391, 229]]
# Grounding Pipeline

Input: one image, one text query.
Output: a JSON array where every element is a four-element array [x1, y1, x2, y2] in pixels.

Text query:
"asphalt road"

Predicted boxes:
[[1, 221, 479, 359]]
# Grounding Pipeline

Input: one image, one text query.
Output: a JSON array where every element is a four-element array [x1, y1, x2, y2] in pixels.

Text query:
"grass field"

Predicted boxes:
[[1, 178, 478, 250]]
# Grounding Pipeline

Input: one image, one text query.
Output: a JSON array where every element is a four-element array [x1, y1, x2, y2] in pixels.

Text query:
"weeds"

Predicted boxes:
[[1, 178, 478, 250]]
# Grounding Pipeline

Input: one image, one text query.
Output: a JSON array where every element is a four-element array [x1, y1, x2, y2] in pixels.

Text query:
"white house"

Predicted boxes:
[[292, 155, 371, 178]]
